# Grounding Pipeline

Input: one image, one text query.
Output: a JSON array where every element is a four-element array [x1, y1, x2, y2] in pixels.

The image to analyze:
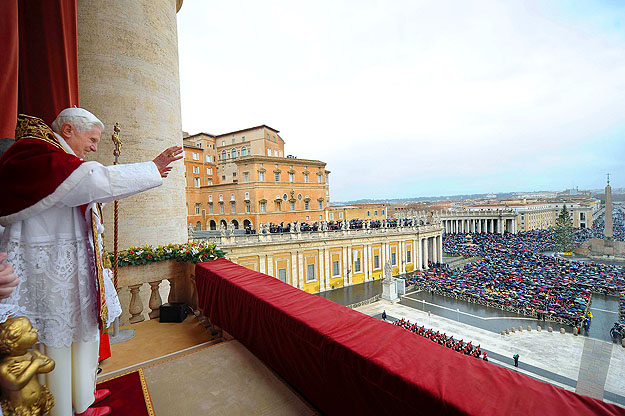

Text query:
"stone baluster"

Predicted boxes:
[[148, 280, 163, 319], [128, 284, 145, 323]]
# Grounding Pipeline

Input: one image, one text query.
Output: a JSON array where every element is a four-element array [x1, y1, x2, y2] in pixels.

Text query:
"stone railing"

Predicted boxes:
[[192, 223, 442, 247], [115, 260, 200, 326]]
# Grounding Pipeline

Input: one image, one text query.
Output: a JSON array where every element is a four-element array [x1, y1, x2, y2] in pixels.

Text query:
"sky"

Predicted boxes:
[[177, 1, 625, 201]]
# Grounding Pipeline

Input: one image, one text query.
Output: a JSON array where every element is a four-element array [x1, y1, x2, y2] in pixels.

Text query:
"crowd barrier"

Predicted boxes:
[[195, 259, 622, 416]]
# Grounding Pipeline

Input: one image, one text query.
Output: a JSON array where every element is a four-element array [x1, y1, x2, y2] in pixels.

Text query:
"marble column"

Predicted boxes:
[[319, 249, 325, 291], [78, 0, 187, 249], [422, 238, 429, 269]]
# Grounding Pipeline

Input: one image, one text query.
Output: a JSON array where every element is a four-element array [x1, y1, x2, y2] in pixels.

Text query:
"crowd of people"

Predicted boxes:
[[405, 230, 625, 327], [393, 318, 487, 360], [576, 209, 625, 243]]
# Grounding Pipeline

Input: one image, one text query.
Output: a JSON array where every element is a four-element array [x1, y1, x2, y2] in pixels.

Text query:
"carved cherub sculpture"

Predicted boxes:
[[0, 317, 55, 415]]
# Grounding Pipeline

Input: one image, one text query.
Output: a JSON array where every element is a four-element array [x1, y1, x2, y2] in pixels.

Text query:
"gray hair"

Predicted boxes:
[[51, 110, 104, 134]]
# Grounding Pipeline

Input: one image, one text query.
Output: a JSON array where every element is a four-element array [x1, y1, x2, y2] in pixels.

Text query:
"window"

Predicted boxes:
[[317, 174, 323, 183], [329, 213, 334, 220], [367, 211, 370, 217], [230, 193, 235, 201], [305, 201, 310, 210], [259, 163, 263, 167], [354, 256, 361, 273], [221, 140, 225, 146], [208, 195, 213, 202], [259, 172, 265, 181], [209, 204, 213, 214], [219, 204, 224, 214], [282, 193, 288, 201], [192, 152, 199, 160], [207, 178, 213, 185], [374, 210, 378, 216], [195, 203, 200, 214], [382, 209, 385, 215], [339, 213, 343, 219], [304, 174, 309, 183], [298, 194, 302, 200], [232, 149, 237, 158], [391, 252, 397, 266], [274, 150, 278, 157], [278, 268, 287, 283], [242, 136, 245, 142], [307, 264, 315, 282], [275, 172, 280, 182], [241, 147, 247, 156], [205, 155, 212, 162], [374, 255, 380, 270], [306, 216, 309, 220], [318, 201, 323, 210], [232, 138, 235, 144], [194, 177, 200, 187], [407, 249, 412, 263], [231, 202, 236, 213], [290, 202, 295, 211], [244, 192, 249, 200], [192, 166, 199, 174], [244, 172, 249, 182], [260, 201, 266, 212], [206, 168, 213, 175], [289, 173, 294, 182], [222, 150, 226, 160], [246, 202, 250, 213], [267, 133, 270, 139], [267, 149, 271, 156], [219, 194, 223, 201], [332, 261, 340, 277]]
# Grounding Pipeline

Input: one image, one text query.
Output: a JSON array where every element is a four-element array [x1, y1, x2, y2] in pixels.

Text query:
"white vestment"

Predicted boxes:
[[0, 135, 162, 414]]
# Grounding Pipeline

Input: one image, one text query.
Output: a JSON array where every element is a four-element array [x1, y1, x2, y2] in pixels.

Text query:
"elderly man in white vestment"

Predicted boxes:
[[0, 108, 182, 416]]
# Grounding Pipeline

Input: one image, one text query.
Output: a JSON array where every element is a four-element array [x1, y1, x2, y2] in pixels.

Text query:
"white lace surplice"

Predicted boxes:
[[0, 160, 162, 348]]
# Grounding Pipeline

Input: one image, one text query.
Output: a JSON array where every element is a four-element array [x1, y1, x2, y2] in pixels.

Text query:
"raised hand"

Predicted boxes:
[[153, 146, 183, 178]]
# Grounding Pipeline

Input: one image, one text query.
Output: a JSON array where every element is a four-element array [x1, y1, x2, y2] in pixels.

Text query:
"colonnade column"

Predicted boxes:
[[422, 238, 429, 269], [319, 249, 326, 291], [297, 251, 304, 289], [324, 248, 331, 289], [342, 246, 348, 287], [291, 252, 298, 288], [267, 253, 274, 277], [347, 246, 353, 285], [259, 254, 266, 274], [438, 235, 443, 263], [415, 239, 422, 271]]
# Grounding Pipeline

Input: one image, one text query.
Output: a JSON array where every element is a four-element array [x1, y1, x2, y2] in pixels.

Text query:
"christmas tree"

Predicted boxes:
[[554, 205, 574, 253]]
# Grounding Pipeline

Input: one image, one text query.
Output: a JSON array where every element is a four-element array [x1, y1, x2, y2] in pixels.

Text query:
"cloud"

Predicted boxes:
[[177, 0, 625, 200]]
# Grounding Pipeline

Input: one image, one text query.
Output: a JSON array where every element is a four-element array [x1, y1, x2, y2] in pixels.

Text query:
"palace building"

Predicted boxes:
[[183, 125, 330, 231]]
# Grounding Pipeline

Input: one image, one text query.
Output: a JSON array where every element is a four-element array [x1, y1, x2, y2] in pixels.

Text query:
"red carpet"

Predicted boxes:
[[96, 369, 154, 416]]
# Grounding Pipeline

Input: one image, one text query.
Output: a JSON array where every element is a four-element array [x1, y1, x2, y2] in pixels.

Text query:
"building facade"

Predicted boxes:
[[183, 126, 330, 230], [325, 203, 389, 222], [196, 223, 442, 294]]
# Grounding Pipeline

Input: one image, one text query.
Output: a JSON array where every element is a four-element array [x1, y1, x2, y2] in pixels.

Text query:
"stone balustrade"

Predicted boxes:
[[115, 260, 199, 325], [192, 223, 442, 247]]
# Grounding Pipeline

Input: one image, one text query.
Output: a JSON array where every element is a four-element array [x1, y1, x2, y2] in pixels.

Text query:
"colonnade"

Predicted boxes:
[[227, 232, 443, 293], [442, 218, 516, 234]]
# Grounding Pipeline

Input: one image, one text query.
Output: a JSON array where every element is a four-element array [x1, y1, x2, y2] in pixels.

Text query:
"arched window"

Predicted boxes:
[[222, 150, 226, 160], [241, 147, 247, 156], [196, 221, 201, 230]]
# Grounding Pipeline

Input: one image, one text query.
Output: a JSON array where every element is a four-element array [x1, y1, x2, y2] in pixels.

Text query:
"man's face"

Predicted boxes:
[[63, 124, 102, 158]]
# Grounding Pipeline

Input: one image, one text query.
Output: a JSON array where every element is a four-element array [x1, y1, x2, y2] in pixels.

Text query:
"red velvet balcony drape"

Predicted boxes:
[[0, 0, 78, 139], [196, 259, 624, 416]]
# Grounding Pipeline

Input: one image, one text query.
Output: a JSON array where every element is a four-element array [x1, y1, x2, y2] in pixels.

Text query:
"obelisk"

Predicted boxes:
[[605, 175, 613, 240]]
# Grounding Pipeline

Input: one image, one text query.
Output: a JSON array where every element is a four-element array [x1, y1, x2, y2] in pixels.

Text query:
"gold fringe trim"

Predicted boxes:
[[138, 369, 155, 416]]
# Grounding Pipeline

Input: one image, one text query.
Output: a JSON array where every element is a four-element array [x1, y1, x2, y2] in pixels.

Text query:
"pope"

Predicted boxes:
[[0, 108, 182, 416]]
